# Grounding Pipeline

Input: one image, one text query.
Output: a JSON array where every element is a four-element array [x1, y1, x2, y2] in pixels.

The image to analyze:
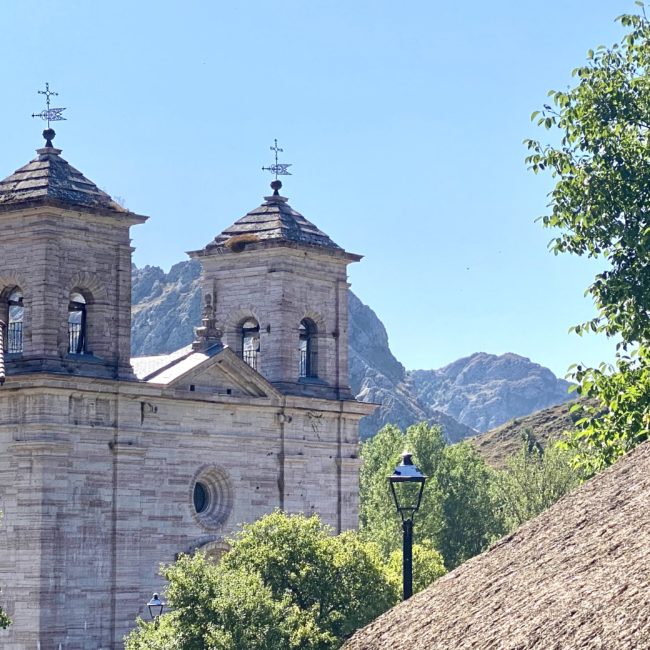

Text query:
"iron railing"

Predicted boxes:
[[242, 350, 259, 371], [299, 349, 318, 378], [7, 322, 23, 353], [68, 322, 84, 354]]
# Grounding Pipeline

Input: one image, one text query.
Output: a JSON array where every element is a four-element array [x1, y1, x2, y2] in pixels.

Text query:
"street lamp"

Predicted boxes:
[[388, 450, 427, 600], [147, 592, 164, 625]]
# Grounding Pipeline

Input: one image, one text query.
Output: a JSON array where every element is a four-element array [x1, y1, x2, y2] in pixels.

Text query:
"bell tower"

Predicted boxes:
[[0, 129, 147, 379], [189, 178, 360, 400]]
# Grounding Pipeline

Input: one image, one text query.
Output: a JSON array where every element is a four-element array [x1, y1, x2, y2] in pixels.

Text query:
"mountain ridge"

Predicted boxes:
[[131, 260, 574, 441]]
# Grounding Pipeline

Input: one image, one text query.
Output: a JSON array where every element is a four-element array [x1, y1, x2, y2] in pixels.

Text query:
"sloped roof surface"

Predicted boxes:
[[345, 440, 650, 650], [204, 192, 343, 252], [0, 146, 127, 213], [131, 345, 195, 381], [131, 343, 278, 399]]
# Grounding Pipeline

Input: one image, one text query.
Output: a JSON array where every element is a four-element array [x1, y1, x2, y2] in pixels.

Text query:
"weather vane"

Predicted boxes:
[[262, 139, 292, 180], [32, 82, 67, 129]]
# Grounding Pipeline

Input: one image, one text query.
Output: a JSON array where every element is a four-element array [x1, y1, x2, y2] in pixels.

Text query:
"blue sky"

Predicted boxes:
[[0, 1, 633, 376]]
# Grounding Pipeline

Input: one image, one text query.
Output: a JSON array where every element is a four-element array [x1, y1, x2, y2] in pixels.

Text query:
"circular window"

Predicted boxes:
[[193, 482, 209, 513], [191, 467, 233, 529]]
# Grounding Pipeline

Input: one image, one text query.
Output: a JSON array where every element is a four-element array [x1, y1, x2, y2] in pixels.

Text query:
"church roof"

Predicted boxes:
[[131, 344, 281, 399], [0, 140, 137, 217], [131, 345, 195, 381], [344, 439, 650, 650], [199, 182, 352, 256]]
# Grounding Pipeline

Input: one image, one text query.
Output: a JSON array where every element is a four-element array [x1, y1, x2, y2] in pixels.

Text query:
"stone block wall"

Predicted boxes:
[[0, 205, 140, 379], [0, 375, 370, 649], [197, 245, 353, 398]]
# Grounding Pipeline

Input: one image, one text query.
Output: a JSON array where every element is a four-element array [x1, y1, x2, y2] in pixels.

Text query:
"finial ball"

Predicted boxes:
[[271, 180, 282, 191], [43, 128, 56, 148]]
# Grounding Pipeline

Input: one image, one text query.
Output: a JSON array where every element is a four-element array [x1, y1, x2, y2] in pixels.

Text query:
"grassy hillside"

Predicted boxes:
[[471, 400, 590, 467]]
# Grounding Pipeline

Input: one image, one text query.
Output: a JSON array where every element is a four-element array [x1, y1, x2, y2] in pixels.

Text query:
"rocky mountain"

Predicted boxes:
[[407, 353, 574, 433], [132, 261, 201, 356], [347, 293, 477, 441], [131, 260, 574, 441]]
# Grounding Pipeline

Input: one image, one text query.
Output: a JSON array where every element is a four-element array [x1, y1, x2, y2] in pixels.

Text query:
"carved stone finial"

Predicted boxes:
[[202, 293, 214, 319], [193, 293, 222, 351]]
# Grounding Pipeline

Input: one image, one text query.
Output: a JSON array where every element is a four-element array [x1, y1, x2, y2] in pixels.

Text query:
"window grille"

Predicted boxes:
[[241, 318, 260, 371], [7, 322, 22, 353], [6, 289, 23, 353], [68, 293, 87, 354], [299, 319, 318, 378]]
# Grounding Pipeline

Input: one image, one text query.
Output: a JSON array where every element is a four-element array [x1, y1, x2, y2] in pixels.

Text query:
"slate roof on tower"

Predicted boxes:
[[198, 183, 357, 258], [0, 136, 141, 218]]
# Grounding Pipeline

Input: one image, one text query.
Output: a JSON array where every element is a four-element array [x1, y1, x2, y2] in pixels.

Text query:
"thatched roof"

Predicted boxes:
[[345, 440, 650, 650]]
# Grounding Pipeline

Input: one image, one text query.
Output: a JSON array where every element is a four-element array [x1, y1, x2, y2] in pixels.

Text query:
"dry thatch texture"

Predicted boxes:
[[345, 440, 650, 650], [224, 233, 260, 252]]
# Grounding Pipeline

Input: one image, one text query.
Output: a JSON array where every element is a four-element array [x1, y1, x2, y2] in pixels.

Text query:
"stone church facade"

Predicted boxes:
[[0, 132, 373, 649]]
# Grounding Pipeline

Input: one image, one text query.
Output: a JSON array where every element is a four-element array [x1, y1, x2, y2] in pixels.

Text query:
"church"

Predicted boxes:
[[0, 127, 374, 648]]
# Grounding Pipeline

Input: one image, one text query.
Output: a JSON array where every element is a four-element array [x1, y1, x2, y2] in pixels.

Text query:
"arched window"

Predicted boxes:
[[299, 319, 317, 378], [7, 289, 23, 353], [68, 292, 87, 354], [241, 318, 260, 371]]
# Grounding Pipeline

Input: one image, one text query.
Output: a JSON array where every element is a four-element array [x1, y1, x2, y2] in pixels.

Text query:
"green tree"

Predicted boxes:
[[359, 423, 444, 558], [125, 558, 295, 650], [435, 441, 505, 567], [359, 422, 505, 569], [494, 432, 579, 532], [125, 511, 398, 650], [386, 540, 446, 595], [220, 511, 397, 643], [525, 4, 650, 475]]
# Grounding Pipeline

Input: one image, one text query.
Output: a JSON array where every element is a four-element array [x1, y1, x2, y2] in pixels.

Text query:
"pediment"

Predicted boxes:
[[152, 346, 280, 399]]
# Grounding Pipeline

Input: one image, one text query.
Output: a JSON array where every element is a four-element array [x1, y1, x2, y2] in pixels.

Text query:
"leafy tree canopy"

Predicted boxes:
[[359, 423, 505, 569], [526, 4, 650, 475], [494, 431, 580, 531], [125, 559, 294, 650], [125, 511, 400, 650], [360, 423, 579, 569], [219, 511, 397, 643], [386, 540, 446, 595]]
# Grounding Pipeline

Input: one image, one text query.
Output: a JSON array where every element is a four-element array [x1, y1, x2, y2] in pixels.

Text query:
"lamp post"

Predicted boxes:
[[147, 592, 164, 626], [388, 451, 427, 600]]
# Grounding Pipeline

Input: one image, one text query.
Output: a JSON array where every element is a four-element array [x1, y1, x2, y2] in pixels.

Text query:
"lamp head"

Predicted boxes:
[[147, 593, 164, 619], [388, 451, 427, 519]]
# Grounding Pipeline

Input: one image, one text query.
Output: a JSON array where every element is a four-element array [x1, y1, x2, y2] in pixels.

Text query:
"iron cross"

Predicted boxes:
[[32, 82, 67, 128], [262, 139, 292, 179]]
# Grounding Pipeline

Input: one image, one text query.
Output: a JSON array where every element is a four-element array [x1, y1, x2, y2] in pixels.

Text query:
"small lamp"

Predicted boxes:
[[388, 451, 427, 520], [147, 592, 164, 620], [388, 451, 427, 600]]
